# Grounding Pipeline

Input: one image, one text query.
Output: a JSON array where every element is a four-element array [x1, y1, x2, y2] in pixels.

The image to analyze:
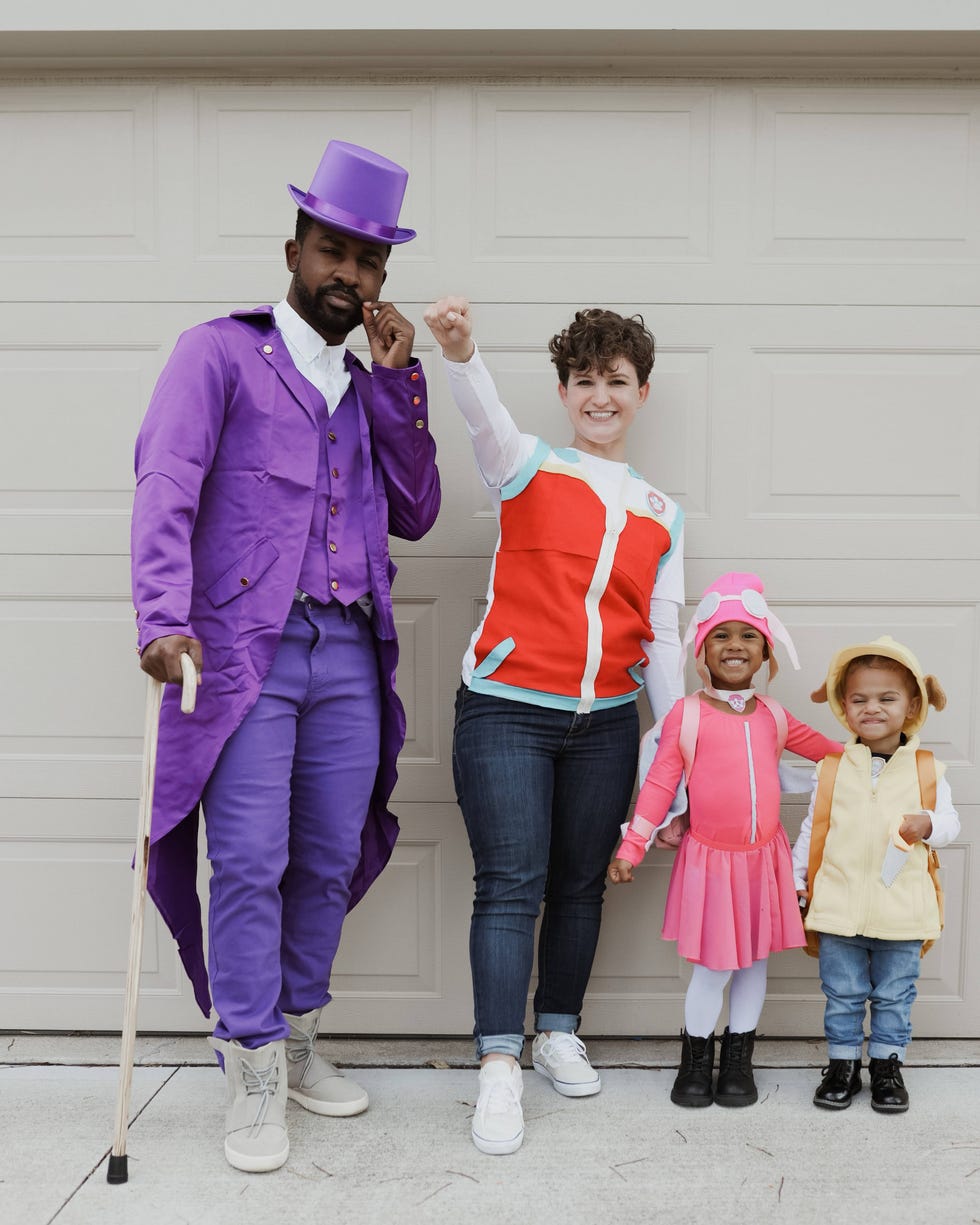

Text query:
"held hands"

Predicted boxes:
[[361, 301, 415, 368], [654, 813, 689, 849], [139, 634, 203, 686], [423, 296, 475, 363], [898, 810, 934, 845], [608, 858, 635, 885]]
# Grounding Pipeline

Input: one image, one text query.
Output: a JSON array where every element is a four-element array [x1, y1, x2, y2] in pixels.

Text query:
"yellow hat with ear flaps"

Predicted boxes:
[[811, 635, 946, 737]]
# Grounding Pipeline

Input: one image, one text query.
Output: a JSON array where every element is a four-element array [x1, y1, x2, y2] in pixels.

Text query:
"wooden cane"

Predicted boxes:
[[107, 651, 198, 1185]]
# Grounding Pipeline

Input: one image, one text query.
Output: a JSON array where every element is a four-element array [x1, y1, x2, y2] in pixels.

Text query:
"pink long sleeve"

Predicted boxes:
[[615, 700, 686, 866]]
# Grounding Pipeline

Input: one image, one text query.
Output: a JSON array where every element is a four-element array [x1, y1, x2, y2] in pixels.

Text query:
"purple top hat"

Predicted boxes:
[[287, 140, 416, 245]]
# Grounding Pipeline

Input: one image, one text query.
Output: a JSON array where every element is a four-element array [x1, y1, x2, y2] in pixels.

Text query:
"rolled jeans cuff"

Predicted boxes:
[[828, 1041, 865, 1060], [476, 1033, 525, 1060], [535, 1012, 580, 1035], [868, 1042, 907, 1061]]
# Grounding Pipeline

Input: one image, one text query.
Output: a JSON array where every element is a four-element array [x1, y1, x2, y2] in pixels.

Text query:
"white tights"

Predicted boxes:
[[684, 959, 769, 1038]]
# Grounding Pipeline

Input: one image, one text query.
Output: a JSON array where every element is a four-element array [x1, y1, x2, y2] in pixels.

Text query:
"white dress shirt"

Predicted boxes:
[[273, 299, 351, 415]]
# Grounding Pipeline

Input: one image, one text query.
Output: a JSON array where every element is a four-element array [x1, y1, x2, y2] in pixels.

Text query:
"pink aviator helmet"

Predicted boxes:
[[681, 572, 800, 685]]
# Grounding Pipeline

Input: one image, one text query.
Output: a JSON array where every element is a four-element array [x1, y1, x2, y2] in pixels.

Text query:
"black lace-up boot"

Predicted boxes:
[[715, 1027, 758, 1106], [813, 1059, 862, 1109], [670, 1030, 715, 1107], [869, 1054, 909, 1113]]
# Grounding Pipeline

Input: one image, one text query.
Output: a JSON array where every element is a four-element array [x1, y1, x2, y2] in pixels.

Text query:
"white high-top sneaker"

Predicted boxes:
[[283, 1008, 369, 1117], [209, 1037, 289, 1172]]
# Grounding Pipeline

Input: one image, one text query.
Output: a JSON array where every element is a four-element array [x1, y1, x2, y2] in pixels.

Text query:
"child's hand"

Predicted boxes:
[[654, 813, 689, 848], [898, 811, 933, 844], [608, 858, 634, 884], [797, 889, 808, 910], [422, 296, 474, 363]]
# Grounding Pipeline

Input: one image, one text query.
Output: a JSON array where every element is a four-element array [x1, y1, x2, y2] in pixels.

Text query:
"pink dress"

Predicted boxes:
[[624, 696, 841, 971]]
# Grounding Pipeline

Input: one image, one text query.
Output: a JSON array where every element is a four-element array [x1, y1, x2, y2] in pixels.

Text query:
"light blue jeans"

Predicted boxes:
[[818, 933, 921, 1060]]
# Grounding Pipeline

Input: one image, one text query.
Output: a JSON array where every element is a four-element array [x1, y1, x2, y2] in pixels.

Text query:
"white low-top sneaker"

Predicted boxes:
[[531, 1031, 601, 1097], [471, 1060, 524, 1155]]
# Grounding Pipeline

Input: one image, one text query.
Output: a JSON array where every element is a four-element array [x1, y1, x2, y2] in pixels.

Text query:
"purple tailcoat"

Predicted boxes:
[[130, 306, 440, 1014]]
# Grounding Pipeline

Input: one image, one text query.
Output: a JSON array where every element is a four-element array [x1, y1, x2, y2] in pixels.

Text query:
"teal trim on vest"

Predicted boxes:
[[467, 675, 642, 712], [656, 504, 685, 576], [553, 446, 580, 463], [627, 660, 646, 685], [471, 637, 515, 679], [501, 437, 552, 500]]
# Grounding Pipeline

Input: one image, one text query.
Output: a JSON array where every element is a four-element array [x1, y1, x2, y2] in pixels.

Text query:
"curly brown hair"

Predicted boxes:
[[548, 309, 655, 386]]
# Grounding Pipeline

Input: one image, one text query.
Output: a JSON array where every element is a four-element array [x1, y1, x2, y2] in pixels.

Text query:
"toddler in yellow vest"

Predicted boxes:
[[792, 636, 959, 1113]]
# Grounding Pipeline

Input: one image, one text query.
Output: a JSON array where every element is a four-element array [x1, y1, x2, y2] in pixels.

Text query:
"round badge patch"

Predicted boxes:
[[647, 491, 666, 515]]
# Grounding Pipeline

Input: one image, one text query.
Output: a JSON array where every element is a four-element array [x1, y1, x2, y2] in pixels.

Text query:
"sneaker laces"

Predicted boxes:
[[240, 1055, 281, 1135], [285, 1029, 315, 1083], [873, 1055, 904, 1088], [540, 1032, 589, 1064], [480, 1069, 521, 1116]]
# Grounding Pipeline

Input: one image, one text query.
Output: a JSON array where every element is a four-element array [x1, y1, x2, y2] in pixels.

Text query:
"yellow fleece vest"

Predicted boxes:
[[805, 735, 944, 942]]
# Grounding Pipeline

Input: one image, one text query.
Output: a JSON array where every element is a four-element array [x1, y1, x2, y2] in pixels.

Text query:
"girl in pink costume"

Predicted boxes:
[[609, 572, 841, 1107]]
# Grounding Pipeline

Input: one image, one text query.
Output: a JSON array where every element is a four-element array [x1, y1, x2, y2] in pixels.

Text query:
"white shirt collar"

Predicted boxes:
[[273, 299, 347, 370]]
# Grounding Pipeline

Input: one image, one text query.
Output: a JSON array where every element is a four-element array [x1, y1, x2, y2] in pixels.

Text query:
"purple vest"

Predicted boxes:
[[297, 383, 370, 604]]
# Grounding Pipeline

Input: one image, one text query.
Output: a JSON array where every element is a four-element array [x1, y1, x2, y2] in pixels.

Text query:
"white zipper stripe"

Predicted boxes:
[[577, 472, 629, 714], [744, 723, 758, 841]]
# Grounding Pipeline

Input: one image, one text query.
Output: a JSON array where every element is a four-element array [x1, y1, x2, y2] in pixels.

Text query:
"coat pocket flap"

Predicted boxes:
[[205, 537, 280, 608]]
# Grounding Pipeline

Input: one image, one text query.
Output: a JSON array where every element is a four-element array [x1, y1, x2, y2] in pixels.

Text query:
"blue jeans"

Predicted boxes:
[[453, 686, 639, 1059], [818, 932, 921, 1060]]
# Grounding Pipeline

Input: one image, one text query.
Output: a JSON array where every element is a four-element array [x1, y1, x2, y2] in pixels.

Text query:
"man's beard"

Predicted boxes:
[[291, 275, 363, 337]]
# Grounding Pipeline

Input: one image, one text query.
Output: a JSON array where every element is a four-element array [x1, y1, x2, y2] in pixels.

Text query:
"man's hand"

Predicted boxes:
[[423, 296, 475, 363], [608, 858, 635, 884], [362, 301, 415, 368], [140, 635, 203, 686], [898, 811, 933, 845]]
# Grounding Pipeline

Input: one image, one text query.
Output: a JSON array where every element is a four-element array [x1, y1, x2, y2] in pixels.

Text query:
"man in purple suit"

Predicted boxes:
[[130, 140, 440, 1172]]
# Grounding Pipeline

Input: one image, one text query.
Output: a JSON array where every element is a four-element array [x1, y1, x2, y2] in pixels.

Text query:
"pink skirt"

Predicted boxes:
[[661, 825, 805, 971]]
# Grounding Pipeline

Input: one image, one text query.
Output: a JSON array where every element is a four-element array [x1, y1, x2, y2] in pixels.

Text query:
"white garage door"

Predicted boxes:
[[0, 77, 976, 1038]]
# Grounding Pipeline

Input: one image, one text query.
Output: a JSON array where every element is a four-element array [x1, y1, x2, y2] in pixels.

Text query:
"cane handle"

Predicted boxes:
[[179, 651, 198, 715]]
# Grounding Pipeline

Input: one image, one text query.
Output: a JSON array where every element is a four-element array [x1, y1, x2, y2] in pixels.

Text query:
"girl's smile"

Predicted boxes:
[[703, 621, 767, 690]]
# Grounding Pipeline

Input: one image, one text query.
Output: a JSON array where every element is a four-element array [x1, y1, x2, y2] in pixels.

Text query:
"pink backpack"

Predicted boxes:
[[675, 691, 788, 779]]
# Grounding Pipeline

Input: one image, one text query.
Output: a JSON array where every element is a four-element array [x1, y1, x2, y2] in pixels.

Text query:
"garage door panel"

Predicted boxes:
[[0, 84, 157, 260], [0, 797, 211, 1031], [321, 801, 475, 1036], [474, 85, 712, 260], [194, 85, 435, 264], [754, 88, 980, 261]]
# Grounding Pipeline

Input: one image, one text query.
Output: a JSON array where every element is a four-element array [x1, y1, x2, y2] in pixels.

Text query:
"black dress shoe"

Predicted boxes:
[[813, 1059, 862, 1109], [715, 1028, 758, 1107], [670, 1030, 715, 1107], [869, 1054, 909, 1113]]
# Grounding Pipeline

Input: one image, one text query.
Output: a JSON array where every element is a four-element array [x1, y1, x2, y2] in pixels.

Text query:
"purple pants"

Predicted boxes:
[[202, 599, 381, 1047]]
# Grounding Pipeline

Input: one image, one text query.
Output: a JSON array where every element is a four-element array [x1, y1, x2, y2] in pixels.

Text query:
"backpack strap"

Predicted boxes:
[[915, 749, 944, 952], [677, 692, 702, 780], [679, 692, 789, 780], [915, 748, 937, 810], [802, 752, 842, 958], [755, 695, 788, 757]]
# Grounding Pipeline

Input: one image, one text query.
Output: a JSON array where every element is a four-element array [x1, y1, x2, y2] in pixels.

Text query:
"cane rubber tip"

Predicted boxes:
[[106, 1154, 129, 1184]]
